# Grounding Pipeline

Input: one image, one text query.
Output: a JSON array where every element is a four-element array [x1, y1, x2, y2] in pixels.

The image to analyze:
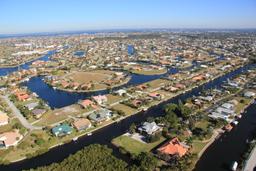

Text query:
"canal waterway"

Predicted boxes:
[[0, 51, 54, 76]]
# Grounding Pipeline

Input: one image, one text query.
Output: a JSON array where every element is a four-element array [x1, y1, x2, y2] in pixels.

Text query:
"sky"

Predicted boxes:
[[0, 0, 256, 34]]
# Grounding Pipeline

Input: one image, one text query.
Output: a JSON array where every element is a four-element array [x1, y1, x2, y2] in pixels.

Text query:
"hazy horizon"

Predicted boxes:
[[1, 0, 256, 34]]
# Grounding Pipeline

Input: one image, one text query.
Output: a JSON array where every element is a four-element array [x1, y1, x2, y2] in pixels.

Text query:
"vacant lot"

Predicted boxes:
[[67, 70, 114, 84], [34, 104, 87, 126], [111, 103, 137, 116]]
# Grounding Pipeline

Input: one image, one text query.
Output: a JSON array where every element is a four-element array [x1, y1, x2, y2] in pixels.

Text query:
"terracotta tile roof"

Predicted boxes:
[[0, 130, 23, 147], [157, 137, 188, 157], [73, 118, 91, 130]]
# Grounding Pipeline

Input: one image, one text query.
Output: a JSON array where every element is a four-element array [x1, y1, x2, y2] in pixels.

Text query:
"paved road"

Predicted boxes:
[[1, 95, 42, 130], [244, 146, 256, 171]]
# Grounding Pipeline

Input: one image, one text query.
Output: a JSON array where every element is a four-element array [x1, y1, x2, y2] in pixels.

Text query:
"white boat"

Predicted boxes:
[[72, 137, 78, 141], [237, 115, 242, 119], [232, 121, 239, 125], [53, 87, 57, 90], [87, 133, 92, 136], [33, 92, 38, 97], [230, 161, 238, 171]]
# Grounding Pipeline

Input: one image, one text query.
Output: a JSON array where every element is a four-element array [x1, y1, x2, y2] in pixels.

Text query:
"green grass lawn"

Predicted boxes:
[[111, 103, 137, 116], [234, 97, 251, 114], [195, 120, 209, 130], [106, 94, 123, 104], [112, 134, 165, 155], [191, 141, 208, 154], [0, 118, 21, 133]]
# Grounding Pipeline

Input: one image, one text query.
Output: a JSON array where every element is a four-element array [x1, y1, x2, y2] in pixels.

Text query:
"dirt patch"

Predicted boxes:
[[67, 70, 114, 84], [53, 105, 80, 116]]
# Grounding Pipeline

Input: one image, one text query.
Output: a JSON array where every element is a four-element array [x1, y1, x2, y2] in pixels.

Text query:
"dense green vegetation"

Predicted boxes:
[[27, 144, 128, 171], [27, 144, 163, 171]]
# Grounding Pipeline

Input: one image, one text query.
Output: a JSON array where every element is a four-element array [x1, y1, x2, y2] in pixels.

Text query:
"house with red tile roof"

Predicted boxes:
[[73, 118, 92, 131], [0, 130, 23, 148], [78, 99, 97, 109], [92, 95, 107, 105], [192, 74, 205, 82], [136, 84, 148, 91], [15, 91, 29, 101], [174, 83, 186, 90], [132, 99, 143, 108], [148, 92, 162, 101], [157, 137, 189, 157]]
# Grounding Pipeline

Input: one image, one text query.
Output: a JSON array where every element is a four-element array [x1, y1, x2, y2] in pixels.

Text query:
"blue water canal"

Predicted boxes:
[[0, 51, 54, 76]]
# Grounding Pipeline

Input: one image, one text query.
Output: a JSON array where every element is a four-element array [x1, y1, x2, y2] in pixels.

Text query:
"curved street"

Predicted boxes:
[[1, 95, 42, 130]]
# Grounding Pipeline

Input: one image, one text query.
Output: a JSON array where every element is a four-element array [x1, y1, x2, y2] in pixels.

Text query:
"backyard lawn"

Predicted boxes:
[[111, 103, 137, 116], [112, 134, 165, 155], [191, 141, 208, 154]]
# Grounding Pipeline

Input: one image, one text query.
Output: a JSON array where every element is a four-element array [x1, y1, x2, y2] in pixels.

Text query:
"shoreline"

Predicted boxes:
[[130, 68, 168, 75], [196, 98, 255, 159]]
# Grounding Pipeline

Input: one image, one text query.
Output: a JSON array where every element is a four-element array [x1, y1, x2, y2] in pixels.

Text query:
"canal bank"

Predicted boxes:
[[194, 102, 256, 171], [0, 63, 254, 171]]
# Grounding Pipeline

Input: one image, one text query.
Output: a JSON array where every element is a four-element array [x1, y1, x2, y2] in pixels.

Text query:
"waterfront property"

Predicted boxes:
[[73, 118, 92, 131], [88, 109, 112, 123], [138, 122, 161, 135], [157, 137, 189, 157], [51, 124, 72, 137]]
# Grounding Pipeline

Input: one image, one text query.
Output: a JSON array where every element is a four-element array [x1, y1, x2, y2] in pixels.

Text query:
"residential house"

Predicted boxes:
[[199, 95, 214, 102], [88, 109, 112, 123], [115, 89, 127, 96], [221, 103, 234, 110], [25, 102, 39, 111], [79, 99, 96, 109], [0, 111, 9, 126], [15, 91, 29, 101], [32, 109, 46, 118], [192, 75, 205, 82], [244, 91, 255, 98], [216, 107, 234, 116], [148, 92, 162, 101], [157, 137, 189, 157], [52, 124, 72, 137], [132, 99, 143, 108], [0, 130, 23, 148], [174, 83, 186, 90], [136, 85, 148, 91], [73, 118, 92, 131], [138, 122, 161, 135], [92, 95, 108, 105]]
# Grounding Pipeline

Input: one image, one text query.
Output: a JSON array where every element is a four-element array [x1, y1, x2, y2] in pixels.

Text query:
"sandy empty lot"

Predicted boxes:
[[67, 70, 114, 84]]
